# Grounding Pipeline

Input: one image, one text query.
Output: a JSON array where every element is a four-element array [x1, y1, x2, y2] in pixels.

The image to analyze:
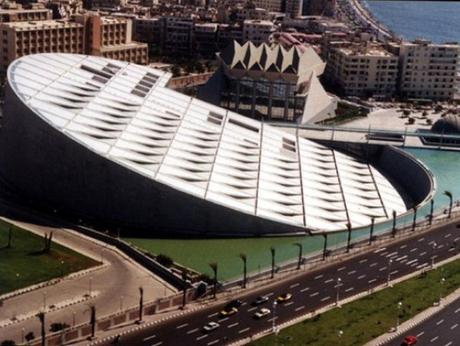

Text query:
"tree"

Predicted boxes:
[[209, 262, 218, 299], [346, 223, 352, 252], [156, 254, 173, 267], [1, 340, 16, 346], [24, 333, 34, 343], [239, 253, 247, 288], [392, 210, 397, 237], [293, 243, 302, 270], [6, 227, 12, 248], [170, 65, 181, 77], [444, 191, 453, 218], [270, 247, 276, 279]]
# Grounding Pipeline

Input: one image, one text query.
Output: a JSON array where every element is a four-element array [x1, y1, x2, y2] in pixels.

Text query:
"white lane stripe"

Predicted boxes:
[[400, 244, 407, 249], [445, 233, 452, 238], [238, 328, 250, 334], [416, 331, 425, 337], [314, 274, 324, 280], [345, 287, 354, 292], [430, 336, 439, 343], [207, 340, 219, 346], [295, 305, 305, 312], [368, 278, 377, 284], [176, 323, 188, 329], [196, 335, 208, 341], [410, 248, 418, 253], [357, 275, 366, 280], [266, 292, 274, 297], [218, 317, 229, 323], [186, 328, 199, 334], [395, 255, 408, 262], [370, 262, 378, 267], [419, 251, 427, 256], [320, 296, 330, 302], [324, 278, 334, 284], [445, 342, 452, 346], [208, 312, 218, 318], [386, 251, 398, 258], [418, 237, 425, 242], [152, 342, 162, 346], [374, 247, 386, 253], [290, 283, 300, 289], [301, 287, 310, 293], [451, 323, 458, 329], [247, 307, 257, 312], [347, 270, 356, 275], [285, 301, 294, 307], [337, 266, 346, 271], [436, 319, 444, 325], [228, 323, 239, 329], [379, 266, 387, 272], [359, 259, 368, 264], [143, 335, 156, 341], [310, 292, 319, 297], [455, 307, 460, 313]]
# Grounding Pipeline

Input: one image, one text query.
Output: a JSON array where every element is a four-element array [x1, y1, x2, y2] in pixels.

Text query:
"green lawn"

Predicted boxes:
[[0, 222, 98, 294], [251, 259, 460, 346]]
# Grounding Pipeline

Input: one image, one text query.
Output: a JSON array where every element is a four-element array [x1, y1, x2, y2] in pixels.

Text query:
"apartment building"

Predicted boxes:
[[75, 13, 148, 65], [325, 42, 398, 98], [194, 22, 218, 58], [243, 19, 276, 45], [163, 16, 193, 54], [252, 0, 283, 12], [0, 4, 52, 23], [285, 0, 303, 18], [0, 20, 84, 73], [388, 40, 459, 100]]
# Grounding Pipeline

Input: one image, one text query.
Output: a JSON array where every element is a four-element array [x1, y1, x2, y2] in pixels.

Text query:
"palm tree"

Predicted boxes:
[[346, 222, 352, 252], [138, 286, 144, 323], [322, 234, 328, 260], [429, 199, 434, 225], [392, 210, 397, 238], [209, 262, 218, 299], [412, 206, 418, 232], [270, 247, 276, 279], [36, 312, 45, 346], [369, 217, 375, 245], [293, 243, 303, 270], [239, 254, 247, 289], [181, 270, 188, 308], [444, 191, 453, 218]]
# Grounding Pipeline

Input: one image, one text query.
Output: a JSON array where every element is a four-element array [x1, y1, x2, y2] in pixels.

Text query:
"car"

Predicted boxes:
[[254, 308, 271, 319], [225, 299, 243, 309], [253, 296, 269, 306], [219, 306, 238, 317], [401, 335, 417, 346], [202, 322, 220, 332], [276, 293, 292, 303]]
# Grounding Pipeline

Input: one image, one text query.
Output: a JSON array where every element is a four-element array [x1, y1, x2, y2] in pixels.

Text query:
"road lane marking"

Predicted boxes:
[[374, 247, 386, 253], [314, 274, 324, 280], [143, 335, 156, 341], [320, 296, 330, 302], [454, 307, 460, 313], [268, 317, 278, 322], [445, 233, 452, 238], [347, 270, 356, 275], [324, 278, 334, 284], [295, 305, 305, 312], [359, 259, 368, 264], [247, 307, 257, 312], [400, 244, 408, 249], [386, 251, 398, 258], [419, 251, 427, 257], [337, 266, 346, 271], [266, 292, 274, 297], [196, 335, 208, 341], [436, 319, 444, 325], [410, 248, 418, 253], [390, 270, 399, 275], [451, 323, 458, 329], [290, 283, 300, 289], [208, 312, 218, 318], [345, 287, 354, 293], [152, 342, 163, 346], [445, 342, 452, 346], [416, 331, 425, 337], [406, 259, 418, 265], [395, 255, 408, 262], [186, 328, 199, 334], [238, 328, 250, 334], [357, 275, 366, 280], [285, 301, 294, 307], [207, 340, 219, 346], [176, 323, 188, 329], [418, 237, 425, 242], [228, 323, 239, 329], [368, 278, 377, 284], [416, 263, 428, 270], [310, 292, 319, 297], [379, 266, 387, 272], [300, 287, 310, 293], [218, 317, 229, 323], [369, 262, 378, 267], [430, 336, 439, 343]]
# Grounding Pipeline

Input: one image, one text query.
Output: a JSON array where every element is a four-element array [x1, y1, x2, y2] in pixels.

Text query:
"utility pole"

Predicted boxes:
[[37, 312, 45, 346]]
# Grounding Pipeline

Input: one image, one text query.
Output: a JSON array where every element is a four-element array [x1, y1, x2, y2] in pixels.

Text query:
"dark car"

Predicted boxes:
[[225, 299, 243, 309], [253, 296, 269, 306], [401, 335, 417, 346]]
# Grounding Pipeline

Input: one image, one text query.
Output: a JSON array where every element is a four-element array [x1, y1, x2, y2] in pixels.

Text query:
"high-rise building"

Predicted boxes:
[[285, 0, 303, 18], [388, 40, 459, 100], [242, 19, 276, 45]]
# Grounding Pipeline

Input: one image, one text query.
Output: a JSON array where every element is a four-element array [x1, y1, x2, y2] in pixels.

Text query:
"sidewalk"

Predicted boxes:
[[0, 219, 176, 344]]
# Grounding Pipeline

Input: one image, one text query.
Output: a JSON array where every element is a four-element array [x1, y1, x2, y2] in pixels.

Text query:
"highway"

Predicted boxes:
[[99, 220, 460, 346], [386, 297, 460, 346]]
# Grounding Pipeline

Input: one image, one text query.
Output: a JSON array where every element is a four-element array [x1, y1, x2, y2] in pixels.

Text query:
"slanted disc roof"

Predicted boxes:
[[8, 54, 408, 233]]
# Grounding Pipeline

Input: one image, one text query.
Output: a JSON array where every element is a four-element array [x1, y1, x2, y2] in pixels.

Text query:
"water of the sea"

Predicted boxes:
[[365, 0, 460, 43]]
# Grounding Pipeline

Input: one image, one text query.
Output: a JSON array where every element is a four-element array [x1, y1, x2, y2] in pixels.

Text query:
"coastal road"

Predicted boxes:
[[386, 297, 460, 346], [98, 220, 460, 346]]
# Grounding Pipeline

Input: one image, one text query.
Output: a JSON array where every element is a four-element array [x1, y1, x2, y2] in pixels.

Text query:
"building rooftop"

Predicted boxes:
[[338, 44, 396, 58], [8, 53, 408, 233], [0, 19, 82, 29]]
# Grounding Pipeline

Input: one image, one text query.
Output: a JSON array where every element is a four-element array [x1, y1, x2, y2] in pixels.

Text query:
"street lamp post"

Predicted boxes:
[[387, 259, 393, 287], [439, 277, 446, 305], [396, 301, 402, 331], [336, 277, 342, 307], [272, 301, 278, 334], [322, 234, 328, 261], [431, 242, 438, 269], [369, 217, 375, 245], [89, 276, 93, 296], [294, 243, 302, 270], [429, 199, 434, 226], [412, 206, 418, 232]]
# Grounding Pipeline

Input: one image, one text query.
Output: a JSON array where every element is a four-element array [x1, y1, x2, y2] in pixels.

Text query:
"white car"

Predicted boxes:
[[254, 308, 271, 319], [203, 321, 220, 332]]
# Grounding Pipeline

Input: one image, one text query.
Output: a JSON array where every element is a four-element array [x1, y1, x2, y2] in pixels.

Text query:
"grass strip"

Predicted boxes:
[[251, 257, 460, 346]]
